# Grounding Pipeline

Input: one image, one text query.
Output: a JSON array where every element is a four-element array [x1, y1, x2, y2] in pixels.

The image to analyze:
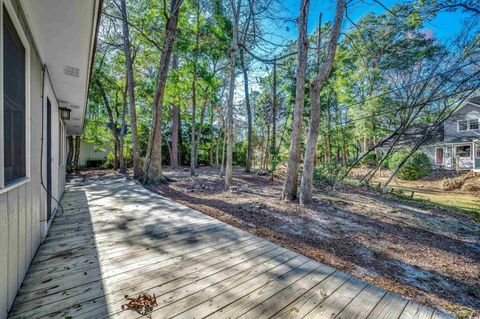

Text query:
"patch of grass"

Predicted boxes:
[[393, 191, 480, 221]]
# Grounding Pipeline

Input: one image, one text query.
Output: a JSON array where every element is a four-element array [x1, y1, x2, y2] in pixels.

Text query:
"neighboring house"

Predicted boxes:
[[380, 97, 480, 172], [0, 0, 101, 317], [68, 139, 110, 167], [420, 97, 480, 171]]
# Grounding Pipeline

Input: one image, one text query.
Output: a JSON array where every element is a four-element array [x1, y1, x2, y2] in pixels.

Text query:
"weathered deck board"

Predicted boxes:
[[8, 175, 454, 319]]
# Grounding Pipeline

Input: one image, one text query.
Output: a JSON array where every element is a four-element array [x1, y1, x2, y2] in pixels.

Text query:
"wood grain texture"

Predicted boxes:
[[7, 175, 452, 319]]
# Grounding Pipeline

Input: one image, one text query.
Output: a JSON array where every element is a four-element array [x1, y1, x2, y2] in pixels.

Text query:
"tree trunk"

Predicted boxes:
[[209, 106, 215, 166], [225, 0, 242, 189], [171, 55, 179, 169], [219, 125, 227, 177], [142, 0, 183, 185], [215, 121, 222, 167], [299, 0, 345, 205], [66, 136, 74, 173], [264, 123, 270, 171], [194, 98, 207, 168], [240, 48, 253, 173], [96, 78, 121, 171], [281, 0, 310, 201], [118, 82, 127, 173], [326, 97, 332, 162], [270, 59, 277, 180], [73, 136, 81, 172], [190, 1, 200, 176], [119, 0, 141, 178]]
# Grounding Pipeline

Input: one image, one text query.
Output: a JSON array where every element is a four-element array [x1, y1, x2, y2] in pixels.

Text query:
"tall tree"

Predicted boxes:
[[96, 77, 122, 171], [190, 0, 201, 176], [170, 55, 180, 169], [299, 0, 346, 205], [240, 47, 253, 173], [225, 0, 242, 189], [119, 0, 142, 178], [281, 0, 310, 201], [143, 0, 184, 184]]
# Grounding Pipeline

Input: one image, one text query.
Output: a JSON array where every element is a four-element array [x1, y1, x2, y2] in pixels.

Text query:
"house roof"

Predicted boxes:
[[452, 94, 480, 115], [21, 0, 103, 135], [380, 123, 444, 149]]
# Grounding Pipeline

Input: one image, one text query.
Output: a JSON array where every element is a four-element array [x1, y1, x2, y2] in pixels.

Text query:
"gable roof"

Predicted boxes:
[[452, 95, 480, 115], [380, 123, 444, 149]]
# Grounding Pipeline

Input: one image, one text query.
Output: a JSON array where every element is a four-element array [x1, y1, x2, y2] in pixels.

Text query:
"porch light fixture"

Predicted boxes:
[[59, 107, 71, 120]]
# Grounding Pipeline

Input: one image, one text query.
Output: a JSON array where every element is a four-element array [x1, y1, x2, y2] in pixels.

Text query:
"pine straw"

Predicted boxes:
[[441, 176, 465, 190], [462, 178, 480, 192], [121, 293, 157, 316]]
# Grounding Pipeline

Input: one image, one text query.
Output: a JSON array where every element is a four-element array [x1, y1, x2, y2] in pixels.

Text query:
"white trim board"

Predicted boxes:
[[0, 0, 31, 192]]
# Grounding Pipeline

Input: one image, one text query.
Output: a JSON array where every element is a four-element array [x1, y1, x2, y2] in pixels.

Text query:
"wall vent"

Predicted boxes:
[[64, 65, 80, 78]]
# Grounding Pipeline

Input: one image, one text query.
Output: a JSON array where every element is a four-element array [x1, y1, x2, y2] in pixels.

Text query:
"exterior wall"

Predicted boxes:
[[422, 143, 477, 171], [0, 1, 66, 317], [420, 146, 440, 168], [68, 139, 110, 167], [444, 103, 480, 143], [420, 145, 452, 169]]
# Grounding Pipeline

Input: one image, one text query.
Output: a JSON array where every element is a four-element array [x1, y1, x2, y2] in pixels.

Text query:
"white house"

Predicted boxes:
[[0, 0, 101, 317], [420, 97, 480, 171]]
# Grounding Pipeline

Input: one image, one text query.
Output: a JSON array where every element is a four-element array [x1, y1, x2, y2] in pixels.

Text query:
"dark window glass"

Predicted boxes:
[[456, 145, 471, 158], [3, 8, 26, 184], [469, 119, 479, 130], [458, 120, 467, 131]]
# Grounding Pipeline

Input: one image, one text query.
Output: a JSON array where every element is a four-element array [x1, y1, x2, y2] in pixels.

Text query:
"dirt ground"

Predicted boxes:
[[145, 167, 480, 319]]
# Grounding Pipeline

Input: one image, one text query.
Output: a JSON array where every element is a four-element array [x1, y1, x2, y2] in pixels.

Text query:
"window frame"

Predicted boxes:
[[0, 0, 31, 193], [455, 145, 472, 158], [435, 147, 444, 165], [458, 120, 468, 132], [469, 119, 479, 130], [458, 118, 480, 132]]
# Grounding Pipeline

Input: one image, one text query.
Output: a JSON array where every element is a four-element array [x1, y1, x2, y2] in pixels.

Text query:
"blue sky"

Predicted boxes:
[[273, 0, 470, 43]]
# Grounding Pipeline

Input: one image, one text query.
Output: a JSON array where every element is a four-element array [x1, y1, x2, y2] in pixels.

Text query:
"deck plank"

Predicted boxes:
[[271, 271, 351, 319], [7, 175, 452, 319], [399, 300, 435, 319]]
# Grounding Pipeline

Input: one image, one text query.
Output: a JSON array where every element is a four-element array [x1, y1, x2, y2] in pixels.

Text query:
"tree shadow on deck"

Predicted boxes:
[[154, 182, 480, 313], [8, 189, 109, 319]]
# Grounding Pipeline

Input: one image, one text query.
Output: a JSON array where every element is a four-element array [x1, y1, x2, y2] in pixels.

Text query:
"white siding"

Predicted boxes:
[[68, 139, 110, 167], [0, 1, 66, 317]]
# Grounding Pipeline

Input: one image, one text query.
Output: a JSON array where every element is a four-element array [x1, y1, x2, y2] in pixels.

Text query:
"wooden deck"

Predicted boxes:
[[8, 174, 452, 319]]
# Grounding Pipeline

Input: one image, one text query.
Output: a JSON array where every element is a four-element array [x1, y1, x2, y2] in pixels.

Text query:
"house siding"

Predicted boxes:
[[0, 1, 65, 317], [420, 145, 449, 169], [68, 139, 110, 167], [444, 103, 480, 143]]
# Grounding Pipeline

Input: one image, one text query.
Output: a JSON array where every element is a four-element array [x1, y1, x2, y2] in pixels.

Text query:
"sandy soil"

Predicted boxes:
[[146, 167, 480, 318]]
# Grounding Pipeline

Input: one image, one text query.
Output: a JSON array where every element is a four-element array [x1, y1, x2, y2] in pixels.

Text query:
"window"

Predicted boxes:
[[458, 120, 468, 131], [435, 147, 444, 165], [3, 7, 26, 185], [469, 119, 479, 130], [456, 145, 471, 158]]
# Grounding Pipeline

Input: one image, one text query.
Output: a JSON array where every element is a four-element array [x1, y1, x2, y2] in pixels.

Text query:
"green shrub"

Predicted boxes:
[[313, 163, 346, 185], [359, 153, 377, 166], [388, 149, 431, 180], [101, 152, 115, 169]]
